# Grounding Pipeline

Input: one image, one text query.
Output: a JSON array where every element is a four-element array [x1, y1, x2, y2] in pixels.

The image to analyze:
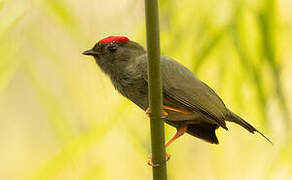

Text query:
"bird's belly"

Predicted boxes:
[[113, 77, 149, 110]]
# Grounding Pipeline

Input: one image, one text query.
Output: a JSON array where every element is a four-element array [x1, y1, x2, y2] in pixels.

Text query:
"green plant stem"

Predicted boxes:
[[145, 0, 167, 179]]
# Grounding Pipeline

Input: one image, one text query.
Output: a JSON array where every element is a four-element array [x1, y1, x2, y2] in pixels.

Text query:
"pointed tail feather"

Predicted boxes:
[[227, 109, 273, 145]]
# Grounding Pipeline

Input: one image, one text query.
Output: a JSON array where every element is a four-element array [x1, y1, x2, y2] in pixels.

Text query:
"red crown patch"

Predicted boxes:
[[98, 36, 129, 44]]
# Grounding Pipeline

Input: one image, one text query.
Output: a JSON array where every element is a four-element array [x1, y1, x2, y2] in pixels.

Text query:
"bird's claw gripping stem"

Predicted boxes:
[[146, 107, 168, 118], [147, 152, 171, 167]]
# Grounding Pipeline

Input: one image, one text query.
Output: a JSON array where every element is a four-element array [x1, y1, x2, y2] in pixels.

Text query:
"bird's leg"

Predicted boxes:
[[146, 106, 189, 166], [165, 126, 187, 148], [146, 105, 191, 118], [147, 126, 188, 166], [163, 105, 192, 115]]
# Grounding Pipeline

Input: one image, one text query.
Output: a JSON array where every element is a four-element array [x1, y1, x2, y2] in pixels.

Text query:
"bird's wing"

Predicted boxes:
[[138, 55, 228, 129]]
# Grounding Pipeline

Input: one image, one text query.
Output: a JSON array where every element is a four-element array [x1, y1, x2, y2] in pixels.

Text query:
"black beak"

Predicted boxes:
[[82, 49, 99, 56]]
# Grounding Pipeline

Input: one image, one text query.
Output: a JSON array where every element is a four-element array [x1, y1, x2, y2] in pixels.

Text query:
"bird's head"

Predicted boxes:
[[83, 36, 145, 75]]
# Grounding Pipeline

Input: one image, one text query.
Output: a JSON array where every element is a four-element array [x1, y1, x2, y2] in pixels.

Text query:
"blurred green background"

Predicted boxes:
[[0, 0, 292, 179]]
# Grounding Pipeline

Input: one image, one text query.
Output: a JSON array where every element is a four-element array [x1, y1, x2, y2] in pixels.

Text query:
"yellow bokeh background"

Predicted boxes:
[[0, 0, 292, 179]]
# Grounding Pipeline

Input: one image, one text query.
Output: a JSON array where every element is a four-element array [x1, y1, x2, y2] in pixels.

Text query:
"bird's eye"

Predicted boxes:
[[108, 44, 117, 52]]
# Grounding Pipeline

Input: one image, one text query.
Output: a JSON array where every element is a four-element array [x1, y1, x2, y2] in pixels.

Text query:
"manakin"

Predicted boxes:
[[83, 36, 271, 151]]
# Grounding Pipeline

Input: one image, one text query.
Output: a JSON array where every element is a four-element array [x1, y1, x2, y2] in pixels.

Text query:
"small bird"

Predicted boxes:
[[83, 36, 271, 162]]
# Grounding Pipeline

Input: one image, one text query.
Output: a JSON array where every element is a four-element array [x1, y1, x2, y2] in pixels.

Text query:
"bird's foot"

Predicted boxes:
[[147, 152, 171, 167], [145, 107, 168, 118]]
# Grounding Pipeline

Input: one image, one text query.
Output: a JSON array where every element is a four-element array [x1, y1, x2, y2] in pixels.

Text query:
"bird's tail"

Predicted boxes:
[[186, 123, 219, 144], [226, 109, 273, 144]]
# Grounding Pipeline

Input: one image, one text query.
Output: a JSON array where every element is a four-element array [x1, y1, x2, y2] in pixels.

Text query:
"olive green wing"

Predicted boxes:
[[138, 55, 228, 129]]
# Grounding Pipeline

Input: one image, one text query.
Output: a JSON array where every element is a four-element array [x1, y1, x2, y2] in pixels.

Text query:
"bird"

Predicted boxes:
[[83, 36, 272, 164]]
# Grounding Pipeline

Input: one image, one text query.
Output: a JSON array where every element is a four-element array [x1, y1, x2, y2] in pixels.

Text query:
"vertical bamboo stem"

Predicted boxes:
[[144, 0, 167, 179]]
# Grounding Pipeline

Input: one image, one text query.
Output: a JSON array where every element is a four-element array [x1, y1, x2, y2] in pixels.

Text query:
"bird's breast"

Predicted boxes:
[[111, 75, 149, 110]]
